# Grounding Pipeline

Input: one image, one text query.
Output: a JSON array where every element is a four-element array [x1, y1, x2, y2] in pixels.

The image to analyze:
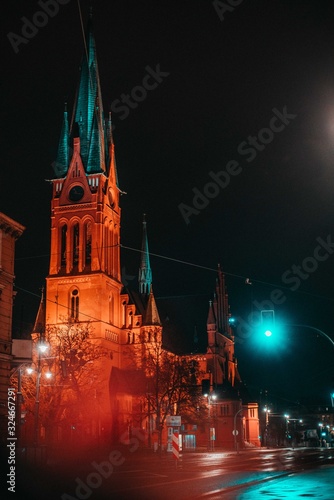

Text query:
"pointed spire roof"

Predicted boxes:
[[71, 13, 106, 173], [53, 11, 113, 178], [207, 299, 216, 326], [144, 286, 161, 326], [138, 214, 152, 296]]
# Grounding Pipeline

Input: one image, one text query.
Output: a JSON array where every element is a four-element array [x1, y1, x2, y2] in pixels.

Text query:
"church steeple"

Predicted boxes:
[[138, 214, 152, 296], [48, 10, 122, 291], [54, 13, 110, 178], [74, 13, 107, 173]]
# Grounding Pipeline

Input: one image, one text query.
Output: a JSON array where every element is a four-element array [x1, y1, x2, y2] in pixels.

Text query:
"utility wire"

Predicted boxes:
[[14, 241, 334, 303]]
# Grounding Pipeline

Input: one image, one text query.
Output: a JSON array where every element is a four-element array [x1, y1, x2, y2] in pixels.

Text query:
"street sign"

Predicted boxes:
[[166, 416, 181, 426]]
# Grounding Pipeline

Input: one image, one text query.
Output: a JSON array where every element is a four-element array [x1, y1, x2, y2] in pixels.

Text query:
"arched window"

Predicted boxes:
[[109, 294, 114, 324], [70, 289, 79, 321], [72, 223, 79, 267], [61, 224, 67, 267], [85, 221, 92, 266]]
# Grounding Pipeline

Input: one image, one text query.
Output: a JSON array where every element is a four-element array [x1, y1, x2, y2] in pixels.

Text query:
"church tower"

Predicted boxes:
[[44, 11, 134, 427], [206, 266, 239, 388], [46, 16, 124, 342]]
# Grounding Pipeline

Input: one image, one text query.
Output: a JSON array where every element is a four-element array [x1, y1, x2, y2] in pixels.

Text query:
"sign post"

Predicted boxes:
[[166, 416, 181, 453], [172, 430, 179, 468]]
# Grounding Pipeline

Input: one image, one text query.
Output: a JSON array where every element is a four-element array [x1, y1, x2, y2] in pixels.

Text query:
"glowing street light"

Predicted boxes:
[[34, 339, 50, 447], [204, 391, 217, 451]]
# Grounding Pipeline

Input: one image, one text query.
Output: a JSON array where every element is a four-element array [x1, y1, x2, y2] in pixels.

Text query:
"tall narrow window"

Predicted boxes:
[[109, 294, 114, 324], [73, 223, 79, 267], [61, 225, 67, 267], [70, 289, 79, 321], [85, 221, 92, 265]]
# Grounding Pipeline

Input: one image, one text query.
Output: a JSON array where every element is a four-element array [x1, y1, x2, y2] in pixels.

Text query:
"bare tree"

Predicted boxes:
[[137, 328, 206, 450], [17, 318, 108, 446]]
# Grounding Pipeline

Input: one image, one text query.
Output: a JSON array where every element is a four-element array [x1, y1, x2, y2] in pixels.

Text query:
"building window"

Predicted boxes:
[[70, 288, 79, 321], [249, 408, 255, 418], [72, 223, 79, 266], [61, 224, 67, 267], [220, 404, 229, 416], [109, 294, 114, 324], [85, 221, 92, 265]]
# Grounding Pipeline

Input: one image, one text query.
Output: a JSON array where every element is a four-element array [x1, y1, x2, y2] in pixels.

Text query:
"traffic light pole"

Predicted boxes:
[[290, 324, 334, 349]]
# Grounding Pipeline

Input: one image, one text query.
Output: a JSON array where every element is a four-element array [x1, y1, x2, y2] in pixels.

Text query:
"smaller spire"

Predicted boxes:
[[207, 299, 216, 326], [144, 286, 161, 326], [138, 214, 152, 296]]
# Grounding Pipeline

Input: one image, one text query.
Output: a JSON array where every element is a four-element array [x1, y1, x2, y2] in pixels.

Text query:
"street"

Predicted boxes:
[[13, 446, 334, 499]]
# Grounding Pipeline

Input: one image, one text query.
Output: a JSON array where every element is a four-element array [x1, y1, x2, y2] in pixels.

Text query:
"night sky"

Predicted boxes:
[[2, 0, 334, 409]]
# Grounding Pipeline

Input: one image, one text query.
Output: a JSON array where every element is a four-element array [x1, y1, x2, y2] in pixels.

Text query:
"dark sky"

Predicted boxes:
[[2, 0, 334, 409]]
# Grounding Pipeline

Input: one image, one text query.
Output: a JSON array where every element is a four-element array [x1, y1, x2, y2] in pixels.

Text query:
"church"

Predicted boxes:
[[29, 13, 260, 451]]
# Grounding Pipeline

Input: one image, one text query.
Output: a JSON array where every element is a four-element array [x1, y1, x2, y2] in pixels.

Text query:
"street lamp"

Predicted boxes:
[[34, 339, 51, 447], [205, 392, 217, 451], [264, 406, 271, 447]]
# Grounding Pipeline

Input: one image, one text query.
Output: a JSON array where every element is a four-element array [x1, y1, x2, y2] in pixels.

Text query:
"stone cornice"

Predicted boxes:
[[0, 212, 25, 239]]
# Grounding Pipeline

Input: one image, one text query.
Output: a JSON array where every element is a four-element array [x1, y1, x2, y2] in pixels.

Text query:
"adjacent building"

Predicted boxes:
[[0, 212, 25, 443]]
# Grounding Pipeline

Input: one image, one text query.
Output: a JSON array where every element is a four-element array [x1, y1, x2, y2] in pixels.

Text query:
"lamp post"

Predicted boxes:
[[34, 340, 49, 447], [206, 392, 217, 451], [264, 406, 271, 447]]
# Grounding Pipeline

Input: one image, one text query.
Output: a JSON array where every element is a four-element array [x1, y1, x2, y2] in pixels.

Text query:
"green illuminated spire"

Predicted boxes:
[[70, 13, 106, 173], [138, 214, 152, 296], [53, 11, 120, 186]]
